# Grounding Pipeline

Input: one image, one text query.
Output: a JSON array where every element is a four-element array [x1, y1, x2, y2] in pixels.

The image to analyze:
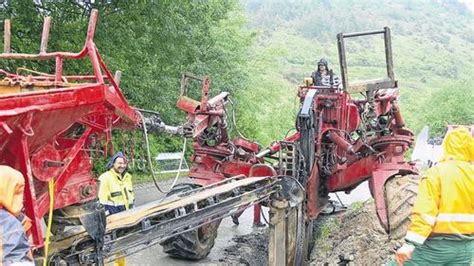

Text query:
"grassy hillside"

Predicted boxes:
[[236, 0, 473, 144]]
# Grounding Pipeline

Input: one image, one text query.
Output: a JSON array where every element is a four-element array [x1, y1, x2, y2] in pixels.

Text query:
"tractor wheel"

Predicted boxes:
[[385, 174, 420, 240], [303, 219, 315, 261], [160, 183, 220, 260]]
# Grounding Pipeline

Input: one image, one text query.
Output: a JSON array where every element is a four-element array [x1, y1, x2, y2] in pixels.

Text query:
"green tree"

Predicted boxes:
[[1, 0, 254, 152], [421, 82, 474, 136]]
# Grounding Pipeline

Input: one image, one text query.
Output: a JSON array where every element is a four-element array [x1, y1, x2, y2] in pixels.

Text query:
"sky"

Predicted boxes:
[[456, 0, 474, 11]]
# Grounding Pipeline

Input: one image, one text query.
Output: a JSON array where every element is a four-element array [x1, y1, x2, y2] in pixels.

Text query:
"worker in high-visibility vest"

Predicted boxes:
[[98, 152, 134, 215], [98, 152, 134, 266], [395, 127, 473, 265], [0, 165, 33, 265]]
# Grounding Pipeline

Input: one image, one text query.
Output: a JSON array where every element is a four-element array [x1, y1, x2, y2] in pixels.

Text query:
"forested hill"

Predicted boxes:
[[236, 0, 473, 144], [243, 0, 473, 83]]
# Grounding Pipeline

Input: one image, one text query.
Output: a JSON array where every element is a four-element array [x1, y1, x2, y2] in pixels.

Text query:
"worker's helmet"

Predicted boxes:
[[317, 58, 328, 69]]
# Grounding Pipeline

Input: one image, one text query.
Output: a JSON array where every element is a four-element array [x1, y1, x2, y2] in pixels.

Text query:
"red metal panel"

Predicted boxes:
[[306, 164, 321, 220], [326, 156, 374, 192], [233, 138, 260, 153], [30, 144, 61, 182], [176, 96, 200, 114], [346, 103, 360, 132], [221, 161, 252, 177], [8, 135, 44, 248], [0, 9, 143, 249], [249, 164, 276, 177]]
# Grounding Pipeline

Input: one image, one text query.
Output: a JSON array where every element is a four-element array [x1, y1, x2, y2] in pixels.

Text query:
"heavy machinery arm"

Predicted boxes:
[[46, 175, 302, 264], [163, 28, 420, 264], [143, 28, 420, 264]]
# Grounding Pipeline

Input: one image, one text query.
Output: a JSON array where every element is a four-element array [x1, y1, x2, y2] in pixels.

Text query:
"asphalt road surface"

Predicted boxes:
[[127, 178, 266, 265]]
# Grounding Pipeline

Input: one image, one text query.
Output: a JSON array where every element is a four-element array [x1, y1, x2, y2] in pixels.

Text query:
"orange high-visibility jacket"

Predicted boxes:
[[405, 127, 474, 245]]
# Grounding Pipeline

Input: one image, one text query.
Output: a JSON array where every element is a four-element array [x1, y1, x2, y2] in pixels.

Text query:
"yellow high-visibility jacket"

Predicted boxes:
[[98, 169, 134, 210], [405, 128, 474, 245]]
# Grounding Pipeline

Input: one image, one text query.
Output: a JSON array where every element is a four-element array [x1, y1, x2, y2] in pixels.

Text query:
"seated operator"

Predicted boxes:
[[311, 58, 330, 86], [311, 58, 340, 86]]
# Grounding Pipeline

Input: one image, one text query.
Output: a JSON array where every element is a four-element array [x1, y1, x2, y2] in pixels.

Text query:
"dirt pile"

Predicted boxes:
[[221, 200, 400, 265], [221, 230, 269, 265], [311, 200, 399, 265]]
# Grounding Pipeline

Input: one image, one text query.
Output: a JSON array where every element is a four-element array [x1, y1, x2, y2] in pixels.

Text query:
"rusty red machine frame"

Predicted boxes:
[[175, 73, 266, 187], [0, 10, 140, 248], [173, 28, 419, 233], [1, 8, 419, 264]]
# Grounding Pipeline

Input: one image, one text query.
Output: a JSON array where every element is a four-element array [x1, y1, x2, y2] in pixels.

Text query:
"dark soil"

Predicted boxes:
[[221, 230, 269, 266], [220, 201, 400, 265]]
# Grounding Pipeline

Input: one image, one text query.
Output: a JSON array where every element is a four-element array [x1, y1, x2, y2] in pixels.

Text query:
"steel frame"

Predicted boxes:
[[0, 10, 140, 248]]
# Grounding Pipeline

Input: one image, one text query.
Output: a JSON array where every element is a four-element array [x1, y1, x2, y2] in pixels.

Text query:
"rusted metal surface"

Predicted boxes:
[[233, 137, 260, 153], [0, 10, 97, 61], [40, 17, 51, 53], [176, 95, 200, 114], [338, 27, 395, 92]]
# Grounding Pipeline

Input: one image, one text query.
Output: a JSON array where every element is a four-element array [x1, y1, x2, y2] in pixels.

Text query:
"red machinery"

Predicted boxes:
[[1, 8, 418, 265], [293, 28, 418, 227], [161, 28, 419, 262], [0, 10, 139, 250], [0, 9, 277, 263], [175, 74, 265, 185], [158, 73, 275, 259]]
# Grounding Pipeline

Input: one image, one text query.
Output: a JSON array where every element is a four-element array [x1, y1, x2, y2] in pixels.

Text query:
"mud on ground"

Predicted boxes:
[[222, 201, 399, 265], [221, 230, 269, 265]]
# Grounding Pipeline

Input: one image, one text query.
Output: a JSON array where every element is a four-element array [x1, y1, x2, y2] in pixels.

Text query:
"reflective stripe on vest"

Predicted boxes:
[[406, 231, 427, 245], [100, 200, 125, 207], [421, 214, 436, 226], [437, 213, 474, 223]]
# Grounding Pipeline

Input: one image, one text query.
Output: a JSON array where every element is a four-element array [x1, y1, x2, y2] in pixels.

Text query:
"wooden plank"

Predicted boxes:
[[106, 176, 268, 229], [49, 177, 271, 253], [286, 207, 297, 265]]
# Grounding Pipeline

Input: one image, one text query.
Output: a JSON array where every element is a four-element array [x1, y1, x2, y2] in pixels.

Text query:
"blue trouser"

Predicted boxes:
[[104, 204, 133, 215]]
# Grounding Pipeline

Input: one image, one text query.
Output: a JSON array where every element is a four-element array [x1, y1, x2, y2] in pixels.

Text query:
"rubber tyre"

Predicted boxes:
[[160, 183, 220, 260], [303, 220, 315, 262], [385, 174, 420, 240]]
